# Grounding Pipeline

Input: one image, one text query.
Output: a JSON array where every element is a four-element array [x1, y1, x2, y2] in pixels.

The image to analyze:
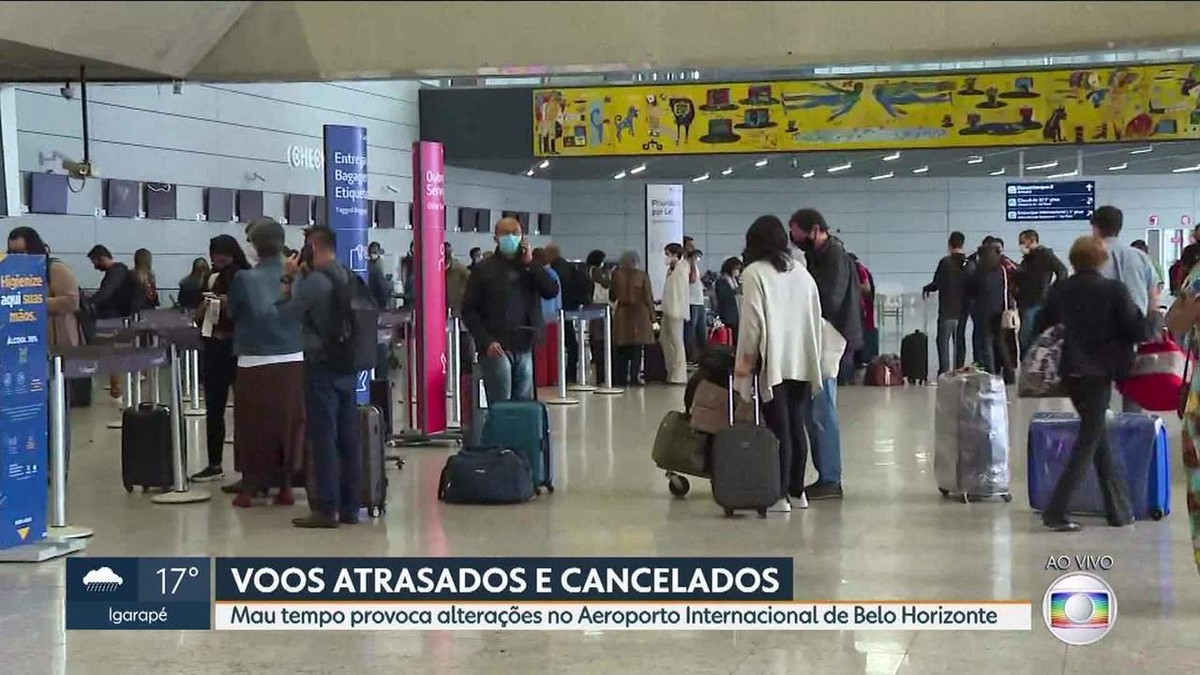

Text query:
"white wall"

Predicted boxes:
[[550, 175, 1200, 292], [4, 81, 549, 291]]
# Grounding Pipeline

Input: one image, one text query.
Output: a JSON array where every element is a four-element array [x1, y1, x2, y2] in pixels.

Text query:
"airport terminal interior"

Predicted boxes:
[[2, 1, 1200, 673]]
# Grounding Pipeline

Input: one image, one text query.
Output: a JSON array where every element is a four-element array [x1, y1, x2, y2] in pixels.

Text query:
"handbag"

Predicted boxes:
[[1117, 330, 1187, 413], [437, 446, 535, 504], [1018, 324, 1065, 398], [1000, 269, 1020, 332]]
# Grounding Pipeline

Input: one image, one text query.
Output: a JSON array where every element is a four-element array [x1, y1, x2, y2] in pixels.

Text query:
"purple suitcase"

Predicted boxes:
[[1027, 412, 1171, 520]]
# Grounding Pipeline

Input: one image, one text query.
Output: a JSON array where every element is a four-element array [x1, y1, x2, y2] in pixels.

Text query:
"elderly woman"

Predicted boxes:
[[609, 251, 655, 386], [225, 218, 306, 508]]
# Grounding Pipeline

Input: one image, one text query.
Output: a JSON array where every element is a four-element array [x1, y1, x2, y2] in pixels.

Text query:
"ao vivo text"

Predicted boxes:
[[1044, 555, 1115, 572]]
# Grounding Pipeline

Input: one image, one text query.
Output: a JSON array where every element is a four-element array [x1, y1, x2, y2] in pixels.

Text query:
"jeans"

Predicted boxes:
[[1044, 377, 1133, 525], [685, 304, 706, 362], [202, 337, 237, 468], [1018, 305, 1041, 355], [972, 313, 996, 373], [305, 364, 361, 518], [763, 380, 812, 499], [936, 317, 967, 374], [479, 348, 534, 403], [803, 377, 843, 488]]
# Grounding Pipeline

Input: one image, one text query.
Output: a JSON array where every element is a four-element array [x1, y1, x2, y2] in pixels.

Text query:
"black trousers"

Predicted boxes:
[[614, 345, 644, 386], [1043, 377, 1134, 525], [762, 380, 812, 499], [202, 337, 237, 468]]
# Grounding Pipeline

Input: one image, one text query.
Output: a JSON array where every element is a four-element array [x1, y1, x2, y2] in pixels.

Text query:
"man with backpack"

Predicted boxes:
[[279, 226, 377, 529]]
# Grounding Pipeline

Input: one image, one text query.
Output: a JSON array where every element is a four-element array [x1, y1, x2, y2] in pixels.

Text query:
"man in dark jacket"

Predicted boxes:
[[86, 244, 137, 319], [547, 243, 587, 381], [789, 208, 858, 501], [1015, 229, 1068, 353], [923, 231, 969, 374], [462, 218, 559, 402]]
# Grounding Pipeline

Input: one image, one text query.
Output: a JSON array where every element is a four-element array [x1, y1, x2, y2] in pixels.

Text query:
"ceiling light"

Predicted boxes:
[[966, 155, 984, 164], [911, 165, 929, 174], [882, 152, 901, 162], [691, 172, 710, 182], [1172, 164, 1200, 173], [1026, 160, 1060, 170], [1046, 169, 1079, 179], [989, 168, 1006, 176], [1108, 162, 1128, 171], [1130, 146, 1154, 155], [538, 159, 550, 169], [613, 170, 627, 180], [827, 162, 853, 173], [524, 170, 534, 177], [870, 171, 894, 181], [754, 158, 769, 168], [801, 169, 816, 178], [721, 167, 734, 176], [629, 164, 646, 175]]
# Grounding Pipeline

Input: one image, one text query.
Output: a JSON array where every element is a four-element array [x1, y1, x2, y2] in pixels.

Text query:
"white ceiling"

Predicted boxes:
[[459, 141, 1200, 181]]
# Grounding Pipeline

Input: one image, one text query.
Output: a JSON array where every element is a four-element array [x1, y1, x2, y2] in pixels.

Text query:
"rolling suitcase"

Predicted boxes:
[[934, 369, 1011, 501], [710, 375, 781, 518], [643, 342, 667, 383], [369, 379, 394, 437], [480, 401, 553, 493], [359, 405, 388, 517], [68, 376, 92, 408], [1027, 412, 1171, 520], [900, 330, 929, 384], [120, 403, 174, 492]]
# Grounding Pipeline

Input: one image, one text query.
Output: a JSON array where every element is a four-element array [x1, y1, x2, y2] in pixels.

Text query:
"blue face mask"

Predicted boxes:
[[498, 234, 522, 256]]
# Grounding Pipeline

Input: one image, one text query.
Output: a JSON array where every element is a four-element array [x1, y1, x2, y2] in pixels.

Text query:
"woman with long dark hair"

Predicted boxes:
[[734, 215, 827, 513], [177, 257, 210, 310], [6, 226, 81, 351], [190, 235, 250, 483], [715, 256, 743, 339]]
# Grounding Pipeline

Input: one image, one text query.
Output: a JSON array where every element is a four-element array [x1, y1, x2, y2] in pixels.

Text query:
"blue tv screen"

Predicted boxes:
[[29, 173, 68, 214]]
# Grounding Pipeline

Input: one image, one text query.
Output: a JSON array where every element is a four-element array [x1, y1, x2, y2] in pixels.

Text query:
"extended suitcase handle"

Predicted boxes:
[[726, 371, 761, 425]]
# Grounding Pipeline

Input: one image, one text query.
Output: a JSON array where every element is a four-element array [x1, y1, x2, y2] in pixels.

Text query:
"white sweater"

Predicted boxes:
[[661, 261, 691, 320], [735, 259, 836, 402]]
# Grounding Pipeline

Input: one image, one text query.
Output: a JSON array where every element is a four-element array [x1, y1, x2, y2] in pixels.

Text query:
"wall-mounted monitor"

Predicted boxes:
[[476, 209, 492, 233], [104, 179, 139, 218], [286, 194, 313, 226], [376, 200, 396, 229], [457, 207, 475, 232], [237, 189, 264, 223], [502, 210, 530, 231], [313, 196, 327, 227], [367, 199, 376, 227], [537, 213, 552, 235], [407, 203, 414, 229], [144, 183, 177, 220], [28, 173, 68, 214], [205, 188, 234, 222]]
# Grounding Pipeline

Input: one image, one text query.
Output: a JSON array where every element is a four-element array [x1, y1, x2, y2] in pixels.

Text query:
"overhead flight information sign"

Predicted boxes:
[[1005, 181, 1095, 222]]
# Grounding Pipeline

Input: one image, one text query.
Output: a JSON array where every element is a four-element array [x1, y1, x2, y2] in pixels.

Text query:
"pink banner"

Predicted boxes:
[[413, 141, 448, 434]]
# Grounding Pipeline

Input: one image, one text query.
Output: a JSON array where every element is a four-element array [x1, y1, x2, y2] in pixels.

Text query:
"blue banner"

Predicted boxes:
[[323, 124, 370, 401], [65, 557, 212, 630], [0, 254, 48, 550], [214, 557, 792, 601]]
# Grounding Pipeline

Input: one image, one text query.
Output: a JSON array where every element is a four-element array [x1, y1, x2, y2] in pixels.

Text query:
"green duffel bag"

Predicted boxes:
[[651, 411, 709, 477]]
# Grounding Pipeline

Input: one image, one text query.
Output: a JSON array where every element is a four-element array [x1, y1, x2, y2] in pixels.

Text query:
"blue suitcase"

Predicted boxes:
[[480, 401, 553, 493], [1027, 412, 1171, 520]]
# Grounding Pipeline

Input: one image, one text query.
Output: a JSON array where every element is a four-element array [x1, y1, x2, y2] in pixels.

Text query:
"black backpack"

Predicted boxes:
[[319, 268, 381, 374]]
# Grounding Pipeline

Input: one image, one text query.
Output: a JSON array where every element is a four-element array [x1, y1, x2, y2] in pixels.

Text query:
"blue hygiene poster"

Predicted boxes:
[[0, 254, 48, 549], [323, 124, 370, 402]]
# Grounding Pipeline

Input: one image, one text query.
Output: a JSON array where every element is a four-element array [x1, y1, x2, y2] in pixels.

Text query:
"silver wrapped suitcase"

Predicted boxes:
[[934, 370, 1012, 502]]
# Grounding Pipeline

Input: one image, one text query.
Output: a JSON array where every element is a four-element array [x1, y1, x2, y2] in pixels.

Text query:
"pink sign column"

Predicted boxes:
[[412, 141, 448, 434]]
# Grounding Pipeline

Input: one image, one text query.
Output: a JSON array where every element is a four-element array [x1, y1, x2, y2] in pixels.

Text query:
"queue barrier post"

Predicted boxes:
[[567, 309, 598, 393], [151, 342, 211, 505], [593, 304, 624, 395], [449, 315, 462, 426], [185, 348, 205, 416], [105, 316, 134, 430], [48, 354, 93, 540], [545, 308, 580, 406]]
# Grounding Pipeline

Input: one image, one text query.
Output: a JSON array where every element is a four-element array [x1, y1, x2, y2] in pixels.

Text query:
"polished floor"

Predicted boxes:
[[1, 375, 1197, 674]]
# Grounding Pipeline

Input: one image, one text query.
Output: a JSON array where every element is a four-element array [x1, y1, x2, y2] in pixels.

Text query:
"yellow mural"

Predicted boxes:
[[533, 63, 1200, 157]]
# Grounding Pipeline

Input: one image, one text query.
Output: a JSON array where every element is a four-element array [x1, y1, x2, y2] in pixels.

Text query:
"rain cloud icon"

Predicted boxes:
[[82, 567, 124, 592]]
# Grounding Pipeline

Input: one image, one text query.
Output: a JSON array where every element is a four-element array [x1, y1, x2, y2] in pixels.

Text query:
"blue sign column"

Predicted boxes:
[[1005, 181, 1096, 222], [323, 124, 370, 403], [0, 254, 48, 549]]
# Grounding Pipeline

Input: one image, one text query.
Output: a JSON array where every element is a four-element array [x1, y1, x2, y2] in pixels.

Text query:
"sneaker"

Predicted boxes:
[[292, 513, 340, 529], [767, 498, 792, 513], [793, 492, 809, 509], [190, 466, 224, 483], [804, 482, 844, 501]]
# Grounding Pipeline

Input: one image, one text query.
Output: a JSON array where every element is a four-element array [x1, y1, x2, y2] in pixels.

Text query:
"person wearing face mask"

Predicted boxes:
[[366, 242, 391, 311], [659, 243, 691, 384], [715, 256, 743, 340], [1015, 229, 1067, 354], [460, 217, 559, 402], [190, 235, 251, 483]]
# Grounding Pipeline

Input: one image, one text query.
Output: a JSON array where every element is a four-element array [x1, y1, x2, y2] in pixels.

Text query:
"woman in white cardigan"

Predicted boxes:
[[660, 243, 691, 384], [733, 215, 831, 513]]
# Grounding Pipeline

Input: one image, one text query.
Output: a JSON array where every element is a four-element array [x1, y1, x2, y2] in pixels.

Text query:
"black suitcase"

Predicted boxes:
[[643, 342, 667, 383], [121, 403, 174, 492], [68, 376, 92, 408], [369, 379, 394, 437], [710, 377, 781, 518], [359, 405, 388, 517], [901, 330, 929, 384]]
